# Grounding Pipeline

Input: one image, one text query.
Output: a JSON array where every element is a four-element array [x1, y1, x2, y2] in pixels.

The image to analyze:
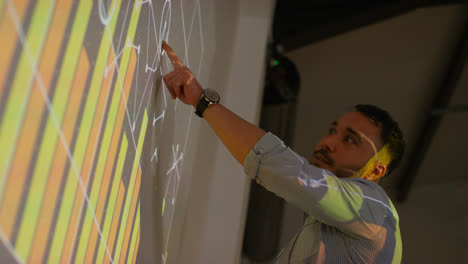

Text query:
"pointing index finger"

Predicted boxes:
[[162, 41, 184, 68]]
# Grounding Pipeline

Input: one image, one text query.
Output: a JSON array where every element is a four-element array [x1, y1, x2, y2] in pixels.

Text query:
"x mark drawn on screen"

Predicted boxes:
[[0, 0, 205, 263]]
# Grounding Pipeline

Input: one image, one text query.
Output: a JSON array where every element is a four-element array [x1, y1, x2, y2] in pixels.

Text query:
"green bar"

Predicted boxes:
[[0, 0, 4, 23], [126, 201, 140, 264], [92, 0, 143, 182], [0, 0, 55, 205], [13, 0, 93, 261], [95, 133, 128, 264], [114, 110, 147, 264], [74, 1, 142, 261], [72, 0, 129, 261], [47, 0, 124, 262], [16, 0, 89, 259]]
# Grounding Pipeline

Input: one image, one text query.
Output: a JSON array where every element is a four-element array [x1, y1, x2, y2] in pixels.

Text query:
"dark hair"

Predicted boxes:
[[354, 104, 405, 176]]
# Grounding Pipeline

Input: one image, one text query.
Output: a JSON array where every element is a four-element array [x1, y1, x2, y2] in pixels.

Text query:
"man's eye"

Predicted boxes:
[[345, 136, 355, 144], [329, 128, 336, 134]]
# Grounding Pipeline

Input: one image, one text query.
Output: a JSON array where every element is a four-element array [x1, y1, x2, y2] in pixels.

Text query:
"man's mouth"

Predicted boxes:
[[314, 151, 332, 166]]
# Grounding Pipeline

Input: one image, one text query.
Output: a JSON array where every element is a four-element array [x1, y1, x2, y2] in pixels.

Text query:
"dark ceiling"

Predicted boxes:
[[273, 0, 468, 52], [271, 0, 468, 202]]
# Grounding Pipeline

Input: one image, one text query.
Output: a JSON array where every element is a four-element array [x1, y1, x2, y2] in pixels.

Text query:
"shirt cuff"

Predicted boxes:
[[243, 132, 286, 180]]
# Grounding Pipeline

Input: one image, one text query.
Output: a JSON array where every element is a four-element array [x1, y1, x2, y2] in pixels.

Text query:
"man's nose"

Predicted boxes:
[[322, 135, 338, 152]]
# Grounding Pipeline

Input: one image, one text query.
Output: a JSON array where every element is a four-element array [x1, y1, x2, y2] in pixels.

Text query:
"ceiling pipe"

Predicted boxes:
[[397, 14, 468, 202]]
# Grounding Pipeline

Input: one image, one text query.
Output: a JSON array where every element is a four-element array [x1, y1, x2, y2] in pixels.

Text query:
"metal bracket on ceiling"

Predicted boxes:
[[431, 104, 468, 116], [397, 14, 468, 203]]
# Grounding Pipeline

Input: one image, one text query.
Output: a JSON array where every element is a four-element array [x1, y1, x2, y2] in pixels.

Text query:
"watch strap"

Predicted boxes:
[[195, 96, 210, 117]]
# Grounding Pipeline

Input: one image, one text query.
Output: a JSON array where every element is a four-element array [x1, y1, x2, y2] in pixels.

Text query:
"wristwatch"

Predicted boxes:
[[195, 88, 220, 117]]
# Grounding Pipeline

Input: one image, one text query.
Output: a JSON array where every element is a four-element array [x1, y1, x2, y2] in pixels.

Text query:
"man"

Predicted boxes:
[[161, 41, 404, 263]]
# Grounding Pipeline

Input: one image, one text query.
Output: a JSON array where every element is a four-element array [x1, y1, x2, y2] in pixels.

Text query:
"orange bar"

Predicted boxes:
[[118, 168, 141, 264], [83, 49, 137, 263], [0, 0, 74, 239], [0, 0, 31, 99], [59, 50, 116, 263], [103, 48, 136, 178], [80, 48, 116, 183], [84, 214, 101, 262], [58, 179, 87, 263], [132, 229, 140, 264], [104, 181, 126, 264], [27, 46, 89, 264]]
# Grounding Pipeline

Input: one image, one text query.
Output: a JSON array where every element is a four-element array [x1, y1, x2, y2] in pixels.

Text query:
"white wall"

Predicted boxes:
[[396, 182, 468, 263], [176, 1, 276, 263]]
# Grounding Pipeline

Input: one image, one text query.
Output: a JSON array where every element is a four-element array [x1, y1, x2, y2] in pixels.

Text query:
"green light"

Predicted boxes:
[[273, 59, 279, 66]]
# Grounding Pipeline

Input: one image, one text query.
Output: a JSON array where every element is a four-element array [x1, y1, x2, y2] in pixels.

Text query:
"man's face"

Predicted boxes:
[[311, 111, 384, 178]]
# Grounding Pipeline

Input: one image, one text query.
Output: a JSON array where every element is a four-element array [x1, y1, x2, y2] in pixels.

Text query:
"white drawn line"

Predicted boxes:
[[145, 6, 150, 67], [159, 66, 168, 108], [68, 49, 118, 264], [197, 0, 204, 55], [135, 50, 160, 120], [137, 0, 152, 8], [166, 155, 183, 175], [133, 45, 141, 121], [128, 41, 141, 54], [151, 147, 158, 162], [67, 26, 126, 264], [104, 44, 125, 77], [162, 144, 183, 255], [115, 0, 132, 53], [149, 1, 160, 54], [159, 0, 171, 48], [196, 0, 204, 79], [170, 144, 182, 205], [187, 2, 197, 50], [145, 64, 157, 73], [145, 71, 157, 113], [99, 0, 117, 26], [0, 0, 55, 206], [153, 110, 165, 126], [180, 0, 190, 67], [0, 227, 24, 263], [4, 0, 114, 262], [103, 1, 147, 216], [105, 39, 141, 77]]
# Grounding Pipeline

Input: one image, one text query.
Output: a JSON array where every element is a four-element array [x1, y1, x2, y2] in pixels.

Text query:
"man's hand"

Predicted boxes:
[[161, 41, 203, 108], [160, 41, 266, 165]]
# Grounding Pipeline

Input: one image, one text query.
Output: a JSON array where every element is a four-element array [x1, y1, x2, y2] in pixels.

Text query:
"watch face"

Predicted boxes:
[[204, 88, 220, 102]]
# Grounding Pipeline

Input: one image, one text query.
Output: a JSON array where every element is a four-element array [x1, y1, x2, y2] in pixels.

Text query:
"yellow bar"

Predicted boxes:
[[118, 168, 141, 263], [0, 0, 31, 98], [126, 202, 140, 264], [26, 47, 90, 264], [14, 0, 77, 259], [77, 1, 143, 261], [132, 230, 140, 264], [113, 110, 148, 263], [0, 1, 4, 22], [0, 0, 56, 220], [96, 134, 129, 264], [70, 0, 126, 260]]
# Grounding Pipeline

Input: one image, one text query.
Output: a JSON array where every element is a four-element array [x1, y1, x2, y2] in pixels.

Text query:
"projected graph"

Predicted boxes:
[[0, 0, 206, 263]]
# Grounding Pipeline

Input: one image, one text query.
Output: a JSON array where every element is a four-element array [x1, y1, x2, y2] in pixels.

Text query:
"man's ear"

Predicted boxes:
[[365, 163, 387, 181]]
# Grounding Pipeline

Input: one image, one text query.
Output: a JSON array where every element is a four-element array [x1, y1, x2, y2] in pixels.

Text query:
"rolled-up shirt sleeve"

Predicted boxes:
[[244, 132, 389, 239]]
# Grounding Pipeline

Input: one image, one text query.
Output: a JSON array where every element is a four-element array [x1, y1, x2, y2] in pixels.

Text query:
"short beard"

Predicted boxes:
[[313, 149, 334, 166]]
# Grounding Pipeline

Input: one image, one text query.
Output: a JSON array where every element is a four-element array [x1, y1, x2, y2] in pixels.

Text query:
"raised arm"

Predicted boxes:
[[161, 41, 393, 239], [161, 41, 266, 165]]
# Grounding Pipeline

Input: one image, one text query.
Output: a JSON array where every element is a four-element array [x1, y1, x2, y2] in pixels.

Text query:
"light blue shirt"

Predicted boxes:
[[244, 133, 402, 263]]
